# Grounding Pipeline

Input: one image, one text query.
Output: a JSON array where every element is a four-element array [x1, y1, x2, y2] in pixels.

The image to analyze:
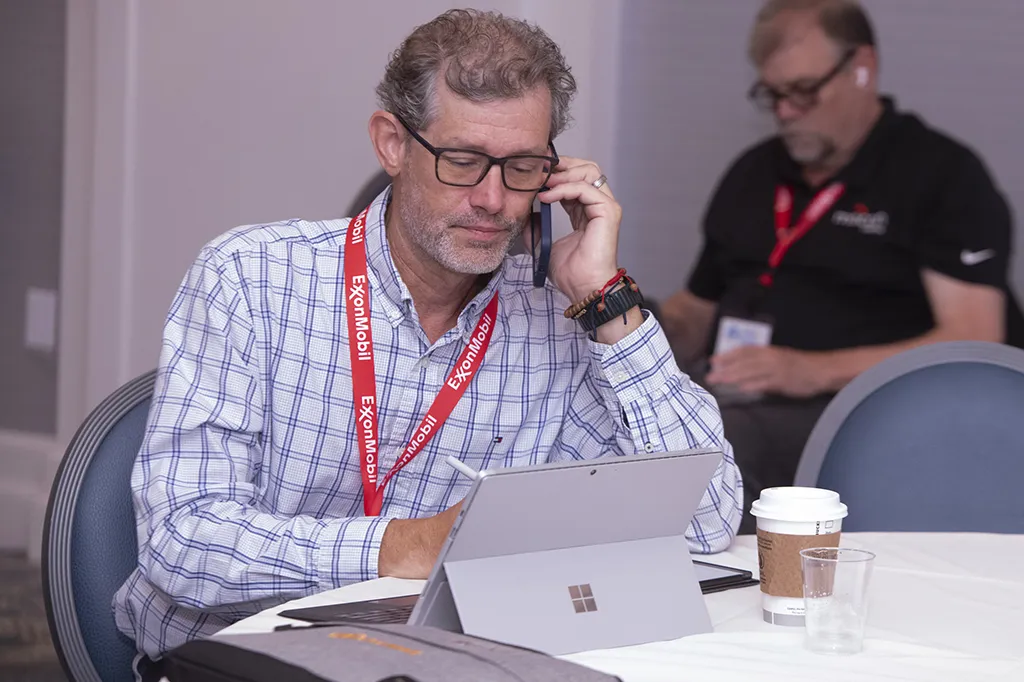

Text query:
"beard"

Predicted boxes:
[[397, 182, 527, 275], [781, 130, 837, 168]]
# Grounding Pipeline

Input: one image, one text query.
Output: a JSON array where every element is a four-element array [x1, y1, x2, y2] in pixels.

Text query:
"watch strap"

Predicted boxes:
[[578, 283, 644, 333]]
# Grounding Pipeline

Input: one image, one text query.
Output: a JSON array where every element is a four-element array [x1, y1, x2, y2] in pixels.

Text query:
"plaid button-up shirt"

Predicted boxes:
[[113, 188, 742, 658]]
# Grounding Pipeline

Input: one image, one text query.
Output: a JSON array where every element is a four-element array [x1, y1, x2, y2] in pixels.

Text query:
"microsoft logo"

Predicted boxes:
[[568, 584, 598, 613]]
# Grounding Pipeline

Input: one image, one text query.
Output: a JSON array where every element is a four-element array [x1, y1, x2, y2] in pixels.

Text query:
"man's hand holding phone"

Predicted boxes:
[[536, 157, 642, 344]]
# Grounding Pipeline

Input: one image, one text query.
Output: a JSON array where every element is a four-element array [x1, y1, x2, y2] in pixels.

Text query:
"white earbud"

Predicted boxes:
[[855, 67, 869, 88]]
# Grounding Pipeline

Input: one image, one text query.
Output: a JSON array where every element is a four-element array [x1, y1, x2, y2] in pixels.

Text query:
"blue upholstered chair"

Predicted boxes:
[[43, 370, 156, 682], [795, 341, 1024, 533]]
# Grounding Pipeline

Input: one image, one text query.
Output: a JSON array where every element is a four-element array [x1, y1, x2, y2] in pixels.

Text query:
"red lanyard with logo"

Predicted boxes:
[[345, 206, 499, 516], [759, 182, 846, 287]]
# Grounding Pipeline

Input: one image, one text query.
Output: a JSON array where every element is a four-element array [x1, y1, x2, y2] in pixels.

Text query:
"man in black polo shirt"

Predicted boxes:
[[660, 0, 1023, 532]]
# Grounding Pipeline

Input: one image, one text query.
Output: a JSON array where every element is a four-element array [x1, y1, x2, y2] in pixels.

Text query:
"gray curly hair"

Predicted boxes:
[[376, 8, 577, 139]]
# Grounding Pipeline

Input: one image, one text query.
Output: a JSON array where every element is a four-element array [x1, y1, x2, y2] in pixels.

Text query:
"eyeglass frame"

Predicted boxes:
[[747, 48, 858, 113], [394, 114, 559, 192]]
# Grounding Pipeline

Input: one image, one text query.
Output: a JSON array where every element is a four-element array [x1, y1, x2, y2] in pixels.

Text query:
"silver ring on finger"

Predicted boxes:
[[592, 174, 608, 190]]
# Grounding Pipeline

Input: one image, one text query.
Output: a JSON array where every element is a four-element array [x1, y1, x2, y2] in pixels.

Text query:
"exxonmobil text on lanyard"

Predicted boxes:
[[345, 206, 499, 516], [758, 182, 846, 288]]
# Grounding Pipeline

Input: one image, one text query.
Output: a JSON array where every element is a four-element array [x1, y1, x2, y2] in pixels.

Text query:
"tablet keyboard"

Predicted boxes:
[[333, 604, 415, 624]]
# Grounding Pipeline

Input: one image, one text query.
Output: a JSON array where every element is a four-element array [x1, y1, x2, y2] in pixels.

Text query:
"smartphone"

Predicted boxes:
[[531, 194, 552, 288]]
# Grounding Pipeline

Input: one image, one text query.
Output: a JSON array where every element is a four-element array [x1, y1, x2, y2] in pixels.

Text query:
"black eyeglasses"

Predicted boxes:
[[395, 115, 559, 192], [748, 49, 856, 113]]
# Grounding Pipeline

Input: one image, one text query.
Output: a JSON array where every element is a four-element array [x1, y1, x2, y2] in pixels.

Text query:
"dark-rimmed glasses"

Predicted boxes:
[[748, 49, 856, 113], [395, 115, 559, 192]]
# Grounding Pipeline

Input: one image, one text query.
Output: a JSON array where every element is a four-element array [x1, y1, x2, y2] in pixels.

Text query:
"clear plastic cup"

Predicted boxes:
[[799, 547, 876, 654]]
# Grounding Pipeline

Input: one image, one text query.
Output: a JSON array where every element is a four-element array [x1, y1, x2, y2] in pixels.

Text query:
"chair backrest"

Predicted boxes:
[[43, 370, 157, 682], [345, 168, 392, 218], [795, 341, 1024, 533]]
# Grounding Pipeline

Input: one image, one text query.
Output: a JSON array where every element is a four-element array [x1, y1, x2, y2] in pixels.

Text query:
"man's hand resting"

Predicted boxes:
[[377, 501, 463, 579], [707, 346, 827, 398]]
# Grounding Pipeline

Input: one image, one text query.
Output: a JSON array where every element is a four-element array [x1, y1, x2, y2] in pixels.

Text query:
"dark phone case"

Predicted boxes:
[[532, 199, 552, 287]]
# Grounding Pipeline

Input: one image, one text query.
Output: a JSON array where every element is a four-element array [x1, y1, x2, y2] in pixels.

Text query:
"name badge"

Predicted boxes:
[[714, 316, 773, 355]]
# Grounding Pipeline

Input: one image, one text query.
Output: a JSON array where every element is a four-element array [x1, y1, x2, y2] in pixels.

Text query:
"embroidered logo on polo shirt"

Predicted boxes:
[[832, 202, 889, 235], [961, 249, 996, 266]]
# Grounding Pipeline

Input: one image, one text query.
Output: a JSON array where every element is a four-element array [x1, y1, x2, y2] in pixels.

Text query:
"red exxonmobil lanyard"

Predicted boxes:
[[759, 182, 846, 287], [345, 206, 499, 516]]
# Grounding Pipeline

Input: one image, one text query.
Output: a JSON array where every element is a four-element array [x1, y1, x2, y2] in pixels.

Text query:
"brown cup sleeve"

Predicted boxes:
[[757, 529, 841, 598]]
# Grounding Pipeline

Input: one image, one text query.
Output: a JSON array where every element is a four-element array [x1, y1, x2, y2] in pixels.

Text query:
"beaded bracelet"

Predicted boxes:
[[564, 268, 636, 320]]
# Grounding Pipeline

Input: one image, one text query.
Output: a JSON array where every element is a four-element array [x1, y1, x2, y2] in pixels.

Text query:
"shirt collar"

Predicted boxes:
[[360, 185, 506, 340], [776, 95, 900, 191], [458, 269, 504, 342], [360, 186, 409, 326]]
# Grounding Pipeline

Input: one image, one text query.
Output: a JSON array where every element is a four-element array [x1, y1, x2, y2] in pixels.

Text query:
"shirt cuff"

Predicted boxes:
[[589, 310, 681, 404], [314, 515, 391, 589]]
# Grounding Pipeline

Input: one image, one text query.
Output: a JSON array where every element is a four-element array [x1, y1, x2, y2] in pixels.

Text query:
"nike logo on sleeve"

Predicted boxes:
[[961, 249, 996, 266]]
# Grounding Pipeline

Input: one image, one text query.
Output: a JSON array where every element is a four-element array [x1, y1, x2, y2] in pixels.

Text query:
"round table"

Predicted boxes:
[[217, 532, 1024, 681]]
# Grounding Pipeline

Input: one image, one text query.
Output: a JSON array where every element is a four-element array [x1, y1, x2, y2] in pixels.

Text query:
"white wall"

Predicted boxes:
[[615, 0, 769, 300], [0, 0, 64, 436], [615, 0, 1024, 300], [5, 0, 623, 558], [0, 0, 89, 556], [83, 0, 622, 405], [19, 0, 1024, 559], [89, 0, 515, 408]]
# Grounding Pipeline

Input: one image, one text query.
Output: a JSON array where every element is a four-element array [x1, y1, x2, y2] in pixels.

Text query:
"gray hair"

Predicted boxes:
[[749, 0, 876, 66], [376, 8, 576, 138]]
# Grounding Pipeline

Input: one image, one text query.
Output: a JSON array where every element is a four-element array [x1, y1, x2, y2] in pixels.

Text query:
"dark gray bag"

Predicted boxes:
[[165, 623, 623, 682]]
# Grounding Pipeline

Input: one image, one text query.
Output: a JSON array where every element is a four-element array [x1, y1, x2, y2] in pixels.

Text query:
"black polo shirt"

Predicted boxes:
[[688, 97, 1023, 352]]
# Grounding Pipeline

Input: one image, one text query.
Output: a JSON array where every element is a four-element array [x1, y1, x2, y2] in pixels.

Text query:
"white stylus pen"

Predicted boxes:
[[445, 455, 481, 481]]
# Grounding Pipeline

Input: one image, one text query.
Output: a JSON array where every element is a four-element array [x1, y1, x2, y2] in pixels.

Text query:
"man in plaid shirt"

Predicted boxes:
[[113, 8, 742, 676]]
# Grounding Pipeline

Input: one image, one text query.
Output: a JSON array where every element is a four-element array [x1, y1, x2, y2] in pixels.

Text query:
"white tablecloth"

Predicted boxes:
[[216, 532, 1024, 681]]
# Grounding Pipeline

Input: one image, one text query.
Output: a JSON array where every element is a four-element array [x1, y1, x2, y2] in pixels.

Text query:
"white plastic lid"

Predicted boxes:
[[750, 486, 849, 522]]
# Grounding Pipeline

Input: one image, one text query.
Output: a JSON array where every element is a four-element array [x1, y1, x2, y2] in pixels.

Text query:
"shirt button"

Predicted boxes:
[[644, 443, 656, 453], [613, 372, 628, 384]]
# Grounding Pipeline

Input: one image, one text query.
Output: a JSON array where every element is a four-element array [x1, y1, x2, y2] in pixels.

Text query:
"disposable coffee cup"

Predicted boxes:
[[750, 486, 848, 626]]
